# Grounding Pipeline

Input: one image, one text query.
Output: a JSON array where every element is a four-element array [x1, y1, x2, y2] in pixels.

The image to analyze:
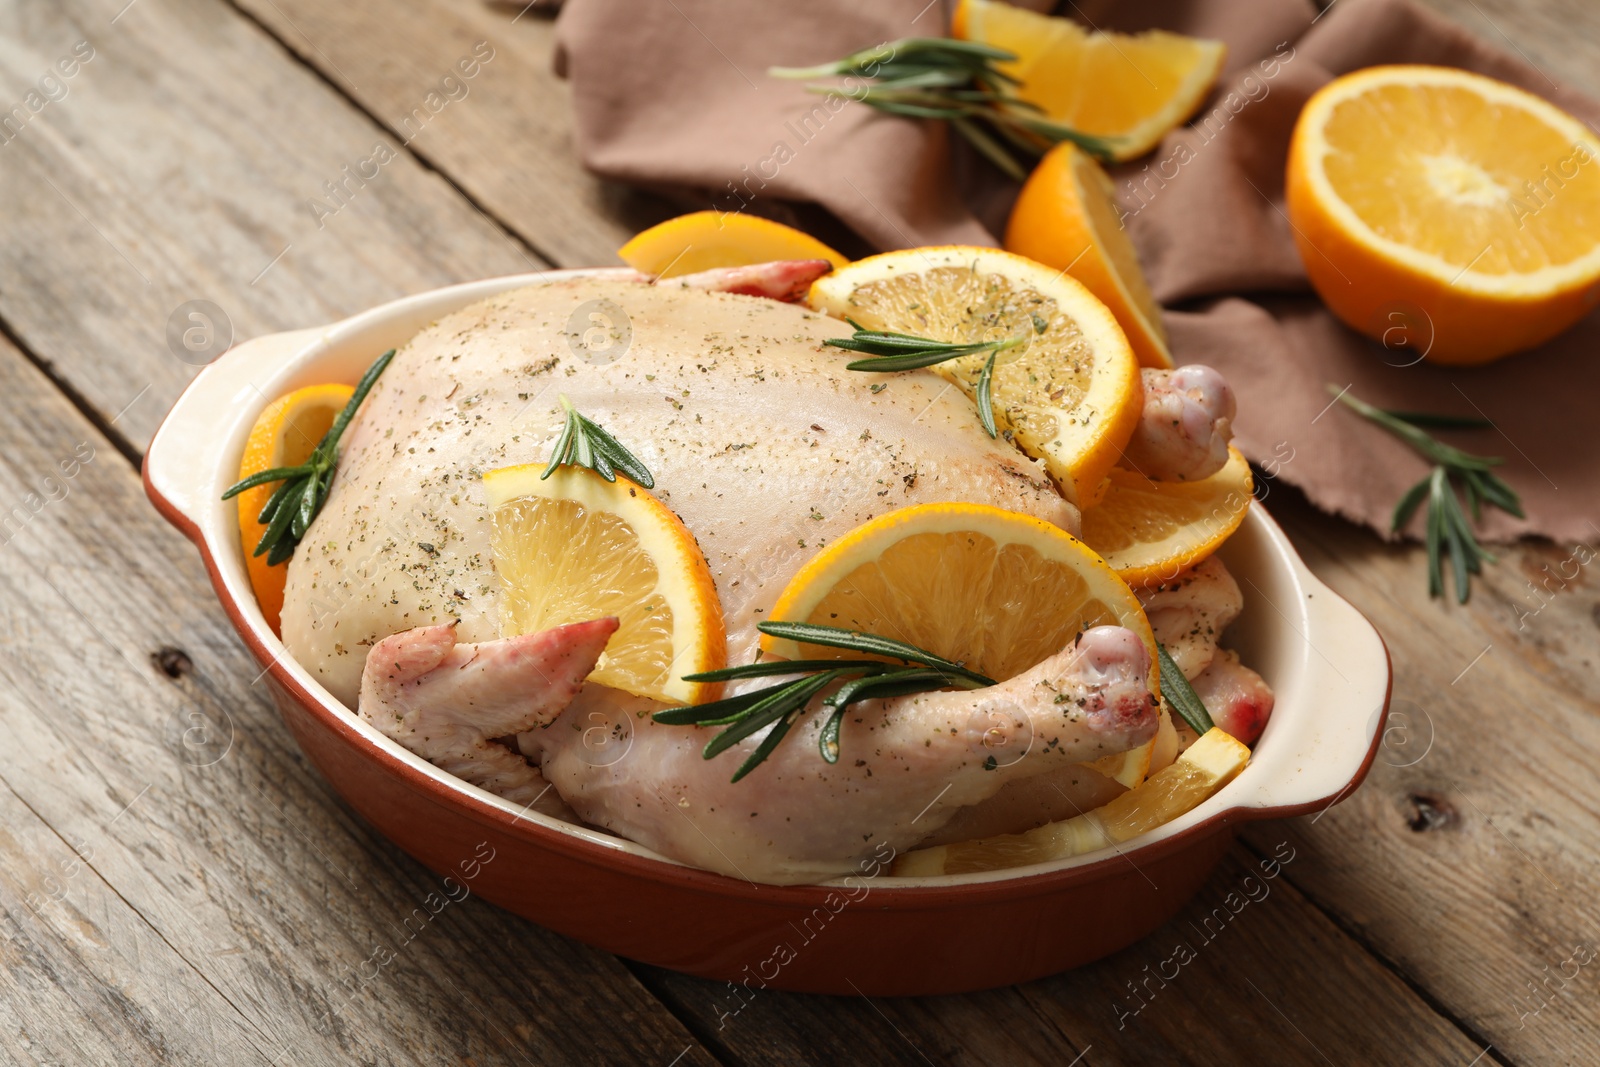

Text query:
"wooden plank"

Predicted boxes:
[[0, 0, 543, 453], [0, 332, 717, 1065], [0, 779, 272, 1064], [1241, 489, 1600, 1066], [1419, 0, 1600, 96], [640, 844, 1483, 1066], [230, 0, 671, 269]]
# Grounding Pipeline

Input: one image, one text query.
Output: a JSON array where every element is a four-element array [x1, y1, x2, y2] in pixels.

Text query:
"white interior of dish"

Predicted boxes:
[[148, 269, 1390, 890]]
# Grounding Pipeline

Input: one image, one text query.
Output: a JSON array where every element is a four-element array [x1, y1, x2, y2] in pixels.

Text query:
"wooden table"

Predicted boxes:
[[1, 1, 1594, 1063]]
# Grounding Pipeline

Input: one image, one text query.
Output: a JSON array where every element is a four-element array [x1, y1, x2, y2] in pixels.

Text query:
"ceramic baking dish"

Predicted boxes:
[[145, 269, 1391, 995]]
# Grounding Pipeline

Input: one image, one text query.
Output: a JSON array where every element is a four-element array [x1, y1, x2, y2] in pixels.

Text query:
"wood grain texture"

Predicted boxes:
[[639, 845, 1484, 1066], [1418, 0, 1600, 96], [0, 780, 271, 1063], [0, 330, 716, 1065], [0, 0, 1596, 1062], [0, 0, 543, 454], [1243, 491, 1600, 1067], [229, 0, 677, 269]]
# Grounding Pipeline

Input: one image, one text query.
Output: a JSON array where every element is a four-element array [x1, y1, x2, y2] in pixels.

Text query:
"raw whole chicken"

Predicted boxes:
[[281, 266, 1257, 883]]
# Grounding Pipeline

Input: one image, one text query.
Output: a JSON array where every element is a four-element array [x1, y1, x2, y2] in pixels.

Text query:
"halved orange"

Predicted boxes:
[[482, 463, 725, 705], [952, 0, 1226, 161], [1287, 65, 1600, 364], [1006, 142, 1173, 368], [236, 383, 353, 634], [618, 211, 849, 278]]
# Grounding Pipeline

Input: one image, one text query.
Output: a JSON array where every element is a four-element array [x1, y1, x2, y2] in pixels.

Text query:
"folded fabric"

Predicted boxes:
[[555, 0, 1600, 543]]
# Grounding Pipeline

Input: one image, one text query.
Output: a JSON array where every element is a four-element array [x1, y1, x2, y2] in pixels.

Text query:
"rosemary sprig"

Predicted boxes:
[[826, 319, 1022, 436], [769, 37, 1121, 180], [1331, 386, 1524, 603], [542, 395, 654, 488], [655, 621, 994, 781], [221, 349, 394, 566], [1157, 643, 1214, 736]]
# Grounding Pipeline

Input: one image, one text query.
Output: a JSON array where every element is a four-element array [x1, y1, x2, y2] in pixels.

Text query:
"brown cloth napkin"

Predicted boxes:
[[555, 0, 1600, 544]]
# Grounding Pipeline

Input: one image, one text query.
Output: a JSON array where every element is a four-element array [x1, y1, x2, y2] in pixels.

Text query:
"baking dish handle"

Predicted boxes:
[[144, 329, 320, 530], [1226, 574, 1392, 821]]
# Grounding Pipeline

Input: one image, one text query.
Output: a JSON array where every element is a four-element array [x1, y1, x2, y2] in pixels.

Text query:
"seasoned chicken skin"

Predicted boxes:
[[283, 276, 1077, 708]]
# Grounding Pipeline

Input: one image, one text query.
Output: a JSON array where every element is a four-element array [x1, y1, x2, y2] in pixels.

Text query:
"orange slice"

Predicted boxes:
[[482, 464, 725, 705], [236, 383, 353, 634], [807, 246, 1142, 508], [1081, 447, 1252, 586], [762, 502, 1161, 787], [618, 211, 849, 278], [895, 726, 1249, 876], [1007, 142, 1173, 368], [1287, 65, 1600, 365], [952, 0, 1226, 161]]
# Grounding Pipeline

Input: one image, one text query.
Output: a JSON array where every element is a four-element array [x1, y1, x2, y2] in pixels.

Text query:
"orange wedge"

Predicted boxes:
[[1006, 143, 1173, 368], [895, 726, 1249, 876], [952, 0, 1226, 161], [1081, 447, 1253, 587], [807, 246, 1142, 508], [1287, 65, 1600, 365], [482, 464, 725, 705], [618, 211, 849, 278], [236, 383, 353, 633]]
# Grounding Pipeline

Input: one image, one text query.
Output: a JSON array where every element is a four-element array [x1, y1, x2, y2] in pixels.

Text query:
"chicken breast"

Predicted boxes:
[[282, 276, 1077, 708]]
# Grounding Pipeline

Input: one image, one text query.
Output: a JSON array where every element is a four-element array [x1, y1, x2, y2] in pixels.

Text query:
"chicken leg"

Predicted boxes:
[[360, 623, 1156, 884]]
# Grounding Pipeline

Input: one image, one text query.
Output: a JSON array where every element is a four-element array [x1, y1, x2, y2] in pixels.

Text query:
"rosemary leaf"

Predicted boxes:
[[222, 465, 310, 499], [545, 405, 577, 469], [1391, 475, 1431, 533], [255, 476, 301, 525], [952, 115, 1028, 180], [1439, 485, 1471, 603], [818, 706, 848, 765], [757, 620, 996, 686], [682, 659, 891, 682], [1157, 644, 1214, 736], [1381, 410, 1494, 431], [254, 479, 304, 558], [1425, 474, 1445, 599], [1461, 468, 1484, 523], [815, 667, 965, 764], [702, 671, 845, 761], [827, 321, 1024, 436], [976, 349, 999, 438], [1475, 471, 1525, 519], [731, 706, 803, 784], [291, 469, 319, 541], [587, 421, 655, 486], [652, 687, 779, 727]]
